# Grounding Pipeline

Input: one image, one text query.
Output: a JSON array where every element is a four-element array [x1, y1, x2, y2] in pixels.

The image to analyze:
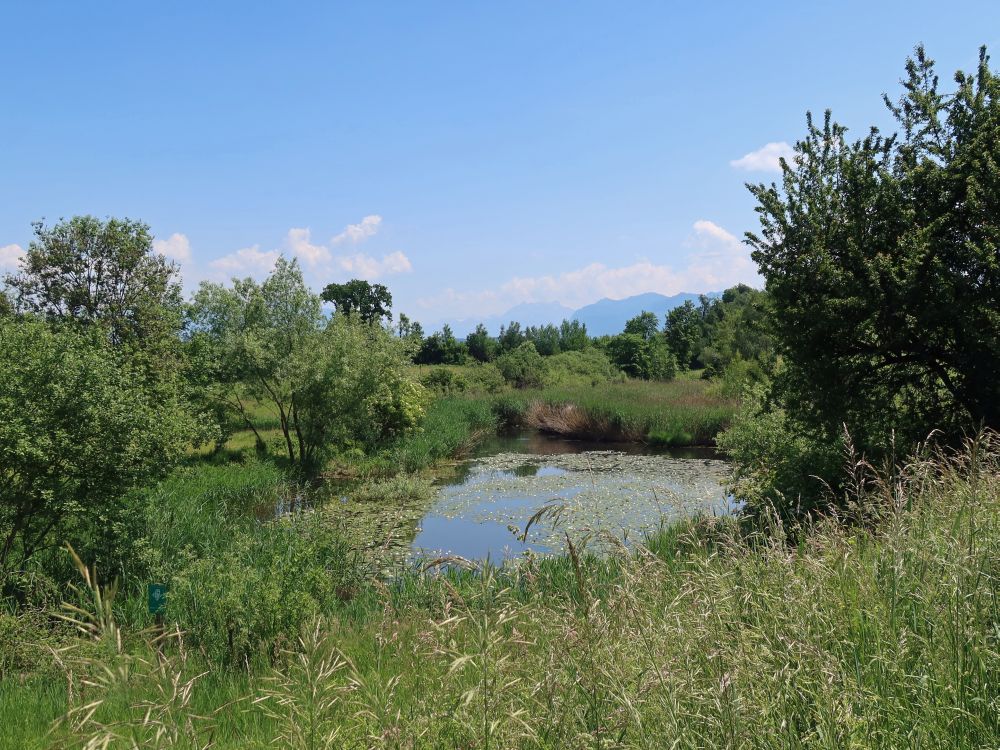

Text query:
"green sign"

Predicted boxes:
[[148, 583, 168, 614]]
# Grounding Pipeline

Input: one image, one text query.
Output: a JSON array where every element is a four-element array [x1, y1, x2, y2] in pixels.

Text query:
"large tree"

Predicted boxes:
[[189, 259, 421, 468], [5, 216, 183, 351], [747, 46, 1000, 446], [0, 319, 191, 575], [320, 279, 392, 324]]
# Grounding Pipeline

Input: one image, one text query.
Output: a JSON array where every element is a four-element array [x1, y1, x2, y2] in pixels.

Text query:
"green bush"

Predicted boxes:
[[166, 511, 362, 664], [716, 384, 843, 524], [544, 348, 622, 387], [495, 342, 547, 388]]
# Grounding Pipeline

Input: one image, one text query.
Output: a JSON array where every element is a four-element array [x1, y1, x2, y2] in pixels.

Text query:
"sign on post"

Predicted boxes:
[[148, 583, 168, 615]]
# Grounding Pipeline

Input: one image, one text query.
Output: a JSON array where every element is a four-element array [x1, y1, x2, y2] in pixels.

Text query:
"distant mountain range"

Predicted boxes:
[[444, 291, 720, 338]]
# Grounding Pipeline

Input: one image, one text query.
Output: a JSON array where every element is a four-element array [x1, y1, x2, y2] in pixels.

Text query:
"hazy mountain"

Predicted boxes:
[[434, 292, 721, 338], [447, 301, 576, 337], [572, 292, 719, 336]]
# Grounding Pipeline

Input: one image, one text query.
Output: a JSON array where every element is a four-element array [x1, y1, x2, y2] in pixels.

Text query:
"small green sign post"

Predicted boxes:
[[148, 583, 168, 615]]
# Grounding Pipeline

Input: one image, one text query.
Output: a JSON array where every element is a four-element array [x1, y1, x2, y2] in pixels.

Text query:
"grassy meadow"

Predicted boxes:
[[1, 436, 996, 748]]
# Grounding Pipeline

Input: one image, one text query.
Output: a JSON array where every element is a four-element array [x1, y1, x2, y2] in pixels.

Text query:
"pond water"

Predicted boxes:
[[410, 431, 735, 563]]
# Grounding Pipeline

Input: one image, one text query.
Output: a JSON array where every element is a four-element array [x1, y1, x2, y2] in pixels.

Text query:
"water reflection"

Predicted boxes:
[[412, 434, 733, 563]]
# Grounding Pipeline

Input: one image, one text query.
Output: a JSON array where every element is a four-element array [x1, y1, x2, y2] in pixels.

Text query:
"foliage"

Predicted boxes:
[[558, 319, 589, 351], [189, 260, 422, 469], [0, 319, 191, 577], [494, 341, 547, 388], [542, 348, 622, 387], [524, 323, 561, 355], [465, 323, 498, 362], [4, 216, 183, 352], [320, 279, 392, 324], [415, 324, 468, 365], [497, 321, 525, 353], [663, 300, 702, 369], [747, 46, 1000, 455], [603, 332, 677, 381], [623, 310, 659, 340], [716, 383, 844, 522]]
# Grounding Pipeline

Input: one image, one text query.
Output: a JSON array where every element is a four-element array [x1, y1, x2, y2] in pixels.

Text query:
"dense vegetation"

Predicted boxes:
[[1, 46, 997, 747]]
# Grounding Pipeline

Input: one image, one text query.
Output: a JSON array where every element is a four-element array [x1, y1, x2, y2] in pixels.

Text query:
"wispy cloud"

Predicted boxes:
[[285, 227, 330, 265], [153, 233, 192, 263], [730, 141, 795, 172], [331, 215, 382, 245], [418, 220, 758, 318], [210, 245, 281, 276], [284, 225, 411, 279], [0, 243, 25, 272]]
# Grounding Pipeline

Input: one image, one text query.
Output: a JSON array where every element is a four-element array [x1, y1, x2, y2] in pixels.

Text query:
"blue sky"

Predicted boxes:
[[2, 1, 997, 326]]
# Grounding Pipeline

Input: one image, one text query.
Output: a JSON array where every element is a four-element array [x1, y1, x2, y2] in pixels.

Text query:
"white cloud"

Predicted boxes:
[[282, 223, 411, 279], [153, 233, 192, 263], [331, 215, 382, 245], [418, 220, 759, 318], [285, 227, 330, 265], [210, 245, 281, 276], [730, 141, 795, 172], [333, 250, 412, 278], [0, 243, 25, 271]]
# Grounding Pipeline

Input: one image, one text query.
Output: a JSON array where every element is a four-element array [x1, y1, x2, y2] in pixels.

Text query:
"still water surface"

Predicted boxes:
[[410, 431, 734, 562]]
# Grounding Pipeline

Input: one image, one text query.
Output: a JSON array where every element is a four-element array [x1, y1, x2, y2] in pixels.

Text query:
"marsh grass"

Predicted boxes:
[[7, 434, 999, 748], [499, 377, 736, 445]]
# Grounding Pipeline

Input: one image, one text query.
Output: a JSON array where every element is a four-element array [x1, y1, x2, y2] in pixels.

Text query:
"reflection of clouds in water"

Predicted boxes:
[[412, 451, 733, 561]]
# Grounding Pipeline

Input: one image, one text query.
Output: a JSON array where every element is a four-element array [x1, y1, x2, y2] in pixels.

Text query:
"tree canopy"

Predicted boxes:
[[748, 46, 1000, 446], [320, 279, 392, 324], [5, 216, 183, 352]]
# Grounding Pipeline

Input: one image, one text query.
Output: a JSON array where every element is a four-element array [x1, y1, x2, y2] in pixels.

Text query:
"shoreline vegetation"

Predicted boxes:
[[2, 435, 997, 748]]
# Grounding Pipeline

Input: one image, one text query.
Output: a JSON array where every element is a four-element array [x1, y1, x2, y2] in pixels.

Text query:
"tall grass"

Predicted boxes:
[[498, 377, 736, 445], [6, 434, 997, 747]]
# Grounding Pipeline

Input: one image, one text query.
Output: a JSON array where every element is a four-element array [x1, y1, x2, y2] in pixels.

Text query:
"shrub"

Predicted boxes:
[[495, 342, 547, 388], [544, 349, 622, 387]]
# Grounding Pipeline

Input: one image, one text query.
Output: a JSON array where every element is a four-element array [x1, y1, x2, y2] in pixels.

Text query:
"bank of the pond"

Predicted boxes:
[[4, 440, 997, 748]]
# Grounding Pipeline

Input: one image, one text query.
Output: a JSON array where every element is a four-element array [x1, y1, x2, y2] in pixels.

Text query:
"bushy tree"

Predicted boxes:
[[320, 279, 392, 324], [498, 321, 526, 353], [748, 46, 1000, 452], [624, 311, 660, 340], [558, 319, 588, 352], [0, 319, 192, 575], [5, 217, 183, 352], [465, 323, 498, 362], [415, 324, 468, 365], [663, 301, 702, 369], [189, 259, 422, 468], [495, 341, 547, 388], [525, 323, 561, 356], [604, 333, 676, 381]]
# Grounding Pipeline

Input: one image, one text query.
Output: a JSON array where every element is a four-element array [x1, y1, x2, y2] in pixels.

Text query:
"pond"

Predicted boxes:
[[410, 431, 735, 563]]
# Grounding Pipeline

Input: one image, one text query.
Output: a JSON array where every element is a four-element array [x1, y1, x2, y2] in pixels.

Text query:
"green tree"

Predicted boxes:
[[5, 217, 183, 351], [623, 311, 660, 340], [466, 323, 498, 362], [664, 301, 702, 369], [0, 319, 191, 575], [190, 260, 422, 468], [747, 46, 1000, 450], [604, 333, 676, 381], [525, 323, 561, 356], [558, 319, 588, 352], [498, 321, 525, 353], [320, 279, 392, 324], [415, 324, 467, 365], [495, 342, 547, 388]]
